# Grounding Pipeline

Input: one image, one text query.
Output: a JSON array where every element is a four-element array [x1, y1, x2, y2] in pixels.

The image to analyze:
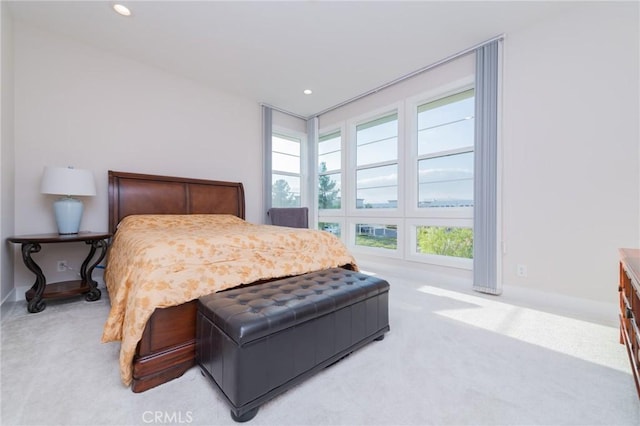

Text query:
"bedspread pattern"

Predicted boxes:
[[101, 214, 358, 386]]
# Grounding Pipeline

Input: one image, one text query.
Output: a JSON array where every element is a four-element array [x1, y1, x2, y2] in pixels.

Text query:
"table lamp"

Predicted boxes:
[[40, 166, 97, 235]]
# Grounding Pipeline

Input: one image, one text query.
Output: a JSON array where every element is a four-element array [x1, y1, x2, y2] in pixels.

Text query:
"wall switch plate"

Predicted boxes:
[[57, 260, 67, 272]]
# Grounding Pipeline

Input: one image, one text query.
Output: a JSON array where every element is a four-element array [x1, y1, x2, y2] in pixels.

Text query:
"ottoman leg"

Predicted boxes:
[[231, 406, 259, 423], [374, 334, 385, 341]]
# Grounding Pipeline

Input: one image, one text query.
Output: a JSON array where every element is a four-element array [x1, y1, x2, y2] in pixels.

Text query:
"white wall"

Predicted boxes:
[[273, 110, 306, 133], [11, 23, 263, 296], [1, 3, 16, 305], [501, 2, 639, 305], [320, 53, 475, 127]]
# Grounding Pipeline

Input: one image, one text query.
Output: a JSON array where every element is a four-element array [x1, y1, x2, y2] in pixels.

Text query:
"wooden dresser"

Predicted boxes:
[[619, 248, 640, 398]]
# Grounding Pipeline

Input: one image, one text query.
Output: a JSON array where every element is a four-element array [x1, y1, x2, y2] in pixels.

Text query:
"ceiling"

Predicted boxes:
[[7, 1, 582, 117]]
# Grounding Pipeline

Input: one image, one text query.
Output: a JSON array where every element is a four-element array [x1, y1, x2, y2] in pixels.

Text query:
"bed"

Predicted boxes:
[[101, 171, 357, 392]]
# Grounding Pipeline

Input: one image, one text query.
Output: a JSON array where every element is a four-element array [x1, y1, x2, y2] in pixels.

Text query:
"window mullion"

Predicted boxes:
[[355, 159, 398, 171], [417, 146, 473, 161]]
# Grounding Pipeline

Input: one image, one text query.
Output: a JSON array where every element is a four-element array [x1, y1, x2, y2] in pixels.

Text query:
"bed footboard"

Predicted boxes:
[[132, 301, 197, 393]]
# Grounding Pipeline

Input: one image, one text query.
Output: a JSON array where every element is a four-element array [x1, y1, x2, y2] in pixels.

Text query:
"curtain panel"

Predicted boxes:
[[472, 40, 501, 295], [262, 105, 273, 223]]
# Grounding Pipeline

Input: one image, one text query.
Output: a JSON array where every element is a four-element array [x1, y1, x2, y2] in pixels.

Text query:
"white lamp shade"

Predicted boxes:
[[40, 166, 96, 196]]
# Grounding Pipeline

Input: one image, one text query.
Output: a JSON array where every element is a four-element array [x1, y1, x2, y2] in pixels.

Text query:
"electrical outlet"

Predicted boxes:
[[517, 264, 527, 277], [57, 260, 67, 272]]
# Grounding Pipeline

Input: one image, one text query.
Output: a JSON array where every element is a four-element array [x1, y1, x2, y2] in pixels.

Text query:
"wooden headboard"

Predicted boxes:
[[108, 171, 245, 234]]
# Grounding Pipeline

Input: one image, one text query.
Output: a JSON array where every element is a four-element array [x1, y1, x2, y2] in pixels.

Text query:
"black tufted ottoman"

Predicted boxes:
[[196, 268, 390, 422]]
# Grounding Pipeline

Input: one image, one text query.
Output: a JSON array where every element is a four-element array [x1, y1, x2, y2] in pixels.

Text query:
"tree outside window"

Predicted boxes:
[[416, 226, 473, 258], [272, 179, 298, 207], [318, 162, 340, 209]]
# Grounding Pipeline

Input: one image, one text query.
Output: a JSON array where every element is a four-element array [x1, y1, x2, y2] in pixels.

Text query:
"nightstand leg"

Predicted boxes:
[[21, 243, 47, 313], [81, 239, 107, 302]]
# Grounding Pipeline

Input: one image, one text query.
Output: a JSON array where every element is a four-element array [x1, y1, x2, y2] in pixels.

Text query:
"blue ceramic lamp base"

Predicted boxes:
[[53, 197, 84, 235]]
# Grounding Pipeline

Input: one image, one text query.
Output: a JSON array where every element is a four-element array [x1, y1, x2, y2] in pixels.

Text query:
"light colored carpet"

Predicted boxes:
[[2, 271, 639, 426]]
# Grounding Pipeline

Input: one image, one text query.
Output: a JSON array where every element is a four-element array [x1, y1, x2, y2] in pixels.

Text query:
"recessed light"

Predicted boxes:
[[113, 4, 131, 17], [303, 89, 313, 95]]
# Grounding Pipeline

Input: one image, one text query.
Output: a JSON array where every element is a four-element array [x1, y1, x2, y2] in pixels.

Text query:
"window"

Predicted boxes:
[[318, 130, 342, 210], [355, 113, 398, 209], [315, 82, 476, 268], [416, 225, 473, 258], [318, 221, 341, 237], [272, 133, 301, 207], [409, 88, 475, 266], [406, 218, 473, 267], [417, 89, 475, 209], [310, 44, 499, 275], [355, 223, 398, 250]]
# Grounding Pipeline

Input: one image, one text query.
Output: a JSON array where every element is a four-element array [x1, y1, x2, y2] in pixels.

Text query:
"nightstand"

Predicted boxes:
[[8, 232, 112, 313]]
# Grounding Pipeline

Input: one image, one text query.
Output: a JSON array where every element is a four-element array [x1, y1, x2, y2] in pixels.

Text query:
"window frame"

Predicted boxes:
[[403, 78, 475, 268], [271, 126, 308, 208], [346, 102, 405, 218], [405, 218, 473, 269], [316, 77, 478, 270], [405, 78, 475, 220], [317, 124, 346, 216], [346, 217, 403, 259], [316, 216, 346, 243]]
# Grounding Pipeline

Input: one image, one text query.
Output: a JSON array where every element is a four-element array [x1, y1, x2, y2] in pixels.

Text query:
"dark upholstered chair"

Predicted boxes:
[[267, 207, 308, 228]]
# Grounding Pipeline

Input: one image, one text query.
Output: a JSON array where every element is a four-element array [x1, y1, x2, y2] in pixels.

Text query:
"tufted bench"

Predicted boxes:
[[196, 268, 390, 422]]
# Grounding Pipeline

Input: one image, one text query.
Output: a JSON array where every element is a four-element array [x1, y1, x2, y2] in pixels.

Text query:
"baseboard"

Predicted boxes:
[[13, 285, 27, 301], [358, 257, 617, 327], [0, 287, 18, 321], [1, 286, 17, 306], [497, 283, 618, 327], [357, 256, 472, 289]]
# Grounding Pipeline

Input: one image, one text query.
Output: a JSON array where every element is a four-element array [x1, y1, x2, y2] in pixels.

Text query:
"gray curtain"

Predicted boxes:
[[262, 105, 273, 224], [473, 40, 500, 295], [306, 116, 319, 228]]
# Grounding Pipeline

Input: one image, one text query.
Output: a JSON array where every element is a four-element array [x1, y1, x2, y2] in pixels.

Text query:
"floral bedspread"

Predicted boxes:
[[101, 214, 358, 386]]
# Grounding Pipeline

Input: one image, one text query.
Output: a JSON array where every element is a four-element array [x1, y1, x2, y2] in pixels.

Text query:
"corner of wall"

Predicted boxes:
[[1, 1, 16, 303]]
